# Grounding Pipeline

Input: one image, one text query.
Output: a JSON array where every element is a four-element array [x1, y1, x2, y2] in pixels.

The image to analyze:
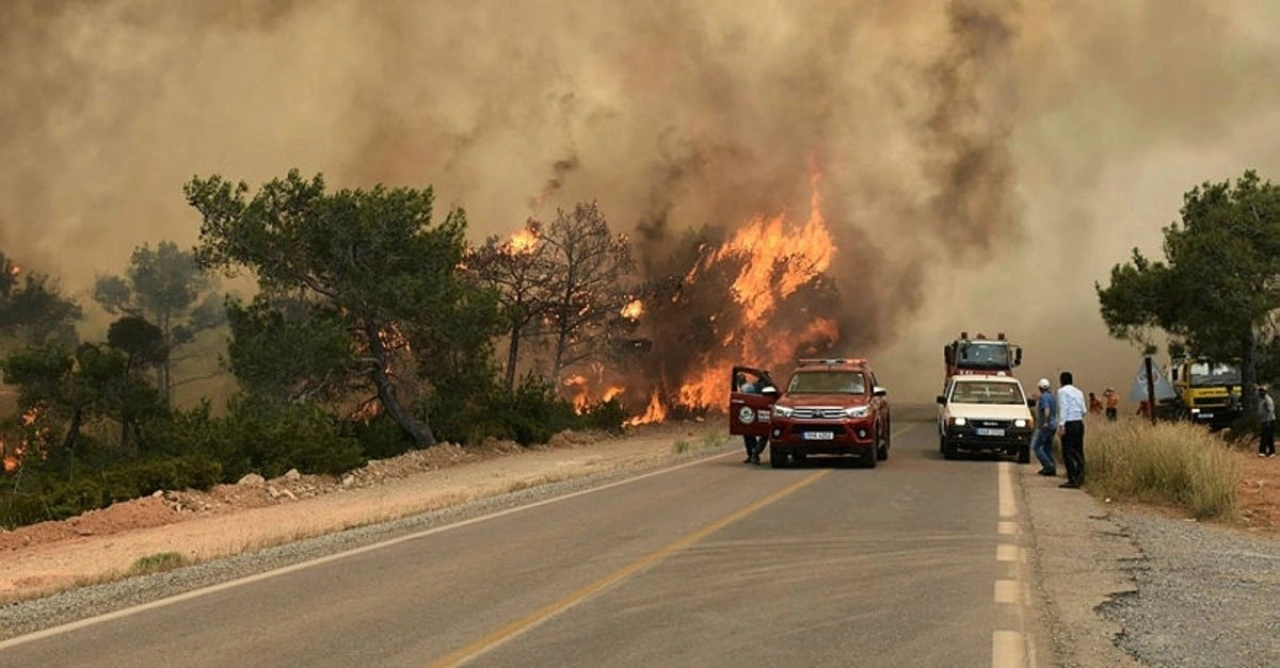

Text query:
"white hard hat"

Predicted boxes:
[[1037, 378, 1050, 390]]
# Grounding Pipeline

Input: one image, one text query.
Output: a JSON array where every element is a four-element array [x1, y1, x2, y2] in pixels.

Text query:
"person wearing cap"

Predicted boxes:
[[1103, 387, 1119, 421], [1258, 385, 1275, 458], [1032, 378, 1058, 476]]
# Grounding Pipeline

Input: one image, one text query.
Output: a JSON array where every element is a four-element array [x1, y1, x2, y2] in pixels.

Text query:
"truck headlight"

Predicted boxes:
[[950, 417, 967, 426], [1014, 419, 1028, 428], [843, 406, 870, 418], [772, 405, 793, 418]]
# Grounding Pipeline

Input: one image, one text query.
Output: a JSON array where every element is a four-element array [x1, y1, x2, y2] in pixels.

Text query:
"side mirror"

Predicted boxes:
[[873, 386, 887, 397], [936, 395, 947, 405], [1026, 398, 1036, 408], [760, 386, 778, 395]]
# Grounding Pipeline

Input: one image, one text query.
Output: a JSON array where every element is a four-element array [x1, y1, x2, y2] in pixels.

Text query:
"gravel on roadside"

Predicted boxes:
[[1098, 512, 1280, 668], [0, 441, 736, 643]]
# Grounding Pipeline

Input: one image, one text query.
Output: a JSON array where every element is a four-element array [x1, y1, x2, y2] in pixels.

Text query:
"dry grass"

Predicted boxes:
[[1085, 416, 1241, 520], [127, 551, 188, 576]]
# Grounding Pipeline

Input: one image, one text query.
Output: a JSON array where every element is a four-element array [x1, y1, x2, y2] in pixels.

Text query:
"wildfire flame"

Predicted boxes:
[[672, 167, 839, 411], [4, 405, 45, 473], [7, 264, 19, 277], [620, 299, 644, 319], [623, 392, 667, 427], [507, 228, 539, 254], [546, 165, 842, 427]]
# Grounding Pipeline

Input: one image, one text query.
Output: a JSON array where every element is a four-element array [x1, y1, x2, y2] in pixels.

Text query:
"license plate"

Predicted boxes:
[[1200, 413, 1214, 418], [976, 428, 1005, 437], [803, 431, 835, 440]]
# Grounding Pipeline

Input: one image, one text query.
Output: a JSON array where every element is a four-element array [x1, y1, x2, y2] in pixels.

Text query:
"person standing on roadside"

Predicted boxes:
[[735, 372, 765, 464], [1258, 385, 1276, 458], [1033, 378, 1057, 476], [1056, 371, 1087, 488]]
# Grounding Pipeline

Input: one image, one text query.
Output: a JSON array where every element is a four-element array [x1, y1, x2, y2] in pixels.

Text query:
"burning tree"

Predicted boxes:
[[539, 201, 637, 382], [185, 169, 497, 448], [0, 252, 82, 351], [93, 240, 226, 406], [467, 219, 558, 392]]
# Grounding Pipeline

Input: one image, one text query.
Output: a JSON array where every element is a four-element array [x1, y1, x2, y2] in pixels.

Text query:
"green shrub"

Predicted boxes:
[[129, 551, 188, 575], [0, 453, 223, 529], [577, 399, 628, 434], [218, 396, 365, 480], [1086, 416, 1240, 520], [346, 412, 416, 460]]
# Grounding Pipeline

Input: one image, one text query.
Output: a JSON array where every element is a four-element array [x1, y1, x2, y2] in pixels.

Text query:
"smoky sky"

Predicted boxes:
[[3, 0, 1280, 400]]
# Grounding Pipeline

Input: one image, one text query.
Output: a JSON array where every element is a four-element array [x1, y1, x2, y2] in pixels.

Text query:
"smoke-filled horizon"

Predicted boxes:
[[4, 0, 1280, 403]]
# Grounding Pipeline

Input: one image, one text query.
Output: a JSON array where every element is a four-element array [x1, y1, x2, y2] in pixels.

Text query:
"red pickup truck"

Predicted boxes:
[[729, 358, 892, 468]]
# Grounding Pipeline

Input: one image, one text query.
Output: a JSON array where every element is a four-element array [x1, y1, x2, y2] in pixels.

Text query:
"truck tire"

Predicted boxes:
[[943, 440, 958, 460], [1017, 443, 1031, 464], [770, 446, 788, 468]]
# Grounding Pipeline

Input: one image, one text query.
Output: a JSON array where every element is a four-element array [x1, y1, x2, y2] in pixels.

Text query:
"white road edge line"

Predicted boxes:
[[992, 630, 1026, 668], [994, 579, 1020, 605], [998, 460, 1016, 519], [0, 447, 740, 651]]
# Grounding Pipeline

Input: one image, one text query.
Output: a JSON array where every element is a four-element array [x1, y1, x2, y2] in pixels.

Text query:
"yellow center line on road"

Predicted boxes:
[[428, 422, 920, 667], [427, 468, 832, 667]]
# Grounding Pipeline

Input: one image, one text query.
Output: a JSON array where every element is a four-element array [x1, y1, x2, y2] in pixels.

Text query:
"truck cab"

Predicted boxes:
[[1166, 356, 1243, 430], [943, 331, 1022, 388]]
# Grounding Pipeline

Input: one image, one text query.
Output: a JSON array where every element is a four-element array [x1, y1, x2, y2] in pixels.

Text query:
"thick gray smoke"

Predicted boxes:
[[3, 0, 1280, 401]]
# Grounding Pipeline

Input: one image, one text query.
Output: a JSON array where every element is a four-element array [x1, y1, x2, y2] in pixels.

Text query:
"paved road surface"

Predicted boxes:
[[0, 416, 1039, 667]]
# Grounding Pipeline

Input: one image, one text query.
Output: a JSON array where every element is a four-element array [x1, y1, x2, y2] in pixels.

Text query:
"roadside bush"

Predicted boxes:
[[346, 412, 416, 460], [1086, 416, 1240, 520], [218, 395, 365, 480], [0, 453, 223, 529], [422, 373, 627, 446], [576, 399, 628, 434]]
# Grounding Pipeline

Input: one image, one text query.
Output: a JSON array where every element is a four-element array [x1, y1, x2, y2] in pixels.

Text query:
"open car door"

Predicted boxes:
[[729, 365, 780, 438]]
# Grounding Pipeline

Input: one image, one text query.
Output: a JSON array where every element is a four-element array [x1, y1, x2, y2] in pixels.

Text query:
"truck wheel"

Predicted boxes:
[[1017, 443, 1031, 464], [943, 440, 958, 460], [877, 426, 890, 461], [770, 446, 788, 468]]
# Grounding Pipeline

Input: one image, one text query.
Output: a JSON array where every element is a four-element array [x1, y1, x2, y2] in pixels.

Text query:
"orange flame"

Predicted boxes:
[[7, 264, 19, 277], [620, 299, 644, 319], [507, 228, 539, 254], [673, 167, 839, 410], [623, 392, 667, 427]]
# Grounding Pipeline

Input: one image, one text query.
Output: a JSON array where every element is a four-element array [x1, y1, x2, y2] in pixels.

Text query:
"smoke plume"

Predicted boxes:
[[4, 0, 1280, 403]]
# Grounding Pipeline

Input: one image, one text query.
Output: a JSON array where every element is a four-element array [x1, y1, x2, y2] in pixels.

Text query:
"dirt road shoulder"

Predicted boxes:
[[1017, 465, 1145, 668]]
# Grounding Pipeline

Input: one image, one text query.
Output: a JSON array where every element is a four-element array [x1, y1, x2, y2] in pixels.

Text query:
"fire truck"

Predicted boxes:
[[943, 332, 1022, 387]]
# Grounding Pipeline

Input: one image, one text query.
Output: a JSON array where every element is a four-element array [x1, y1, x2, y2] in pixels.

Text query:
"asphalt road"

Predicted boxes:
[[0, 415, 1038, 668]]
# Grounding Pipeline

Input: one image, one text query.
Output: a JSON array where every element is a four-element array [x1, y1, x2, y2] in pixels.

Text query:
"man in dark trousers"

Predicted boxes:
[[1258, 385, 1276, 458], [1056, 371, 1087, 488], [735, 373, 766, 464]]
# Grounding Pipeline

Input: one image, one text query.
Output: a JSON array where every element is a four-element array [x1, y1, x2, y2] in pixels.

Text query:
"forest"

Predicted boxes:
[[0, 170, 644, 528]]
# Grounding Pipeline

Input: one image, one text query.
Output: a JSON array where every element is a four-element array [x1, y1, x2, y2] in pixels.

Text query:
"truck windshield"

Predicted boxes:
[[957, 342, 1010, 368], [950, 381, 1025, 405], [787, 371, 866, 394], [1189, 362, 1241, 387]]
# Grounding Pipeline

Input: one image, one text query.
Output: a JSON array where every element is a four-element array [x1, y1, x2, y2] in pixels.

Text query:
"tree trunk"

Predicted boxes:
[[505, 320, 521, 392], [63, 407, 83, 481], [365, 323, 436, 447], [1242, 331, 1259, 414]]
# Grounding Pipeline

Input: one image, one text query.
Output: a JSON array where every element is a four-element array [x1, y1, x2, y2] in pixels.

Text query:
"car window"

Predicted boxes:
[[787, 370, 866, 394], [949, 381, 1024, 405]]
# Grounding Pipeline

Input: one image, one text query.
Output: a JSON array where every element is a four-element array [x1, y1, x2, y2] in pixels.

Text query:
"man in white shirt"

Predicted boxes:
[[1056, 371, 1087, 488]]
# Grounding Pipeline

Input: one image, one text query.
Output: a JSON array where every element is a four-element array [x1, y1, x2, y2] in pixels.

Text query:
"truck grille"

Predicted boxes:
[[969, 419, 1012, 429], [789, 407, 848, 420]]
